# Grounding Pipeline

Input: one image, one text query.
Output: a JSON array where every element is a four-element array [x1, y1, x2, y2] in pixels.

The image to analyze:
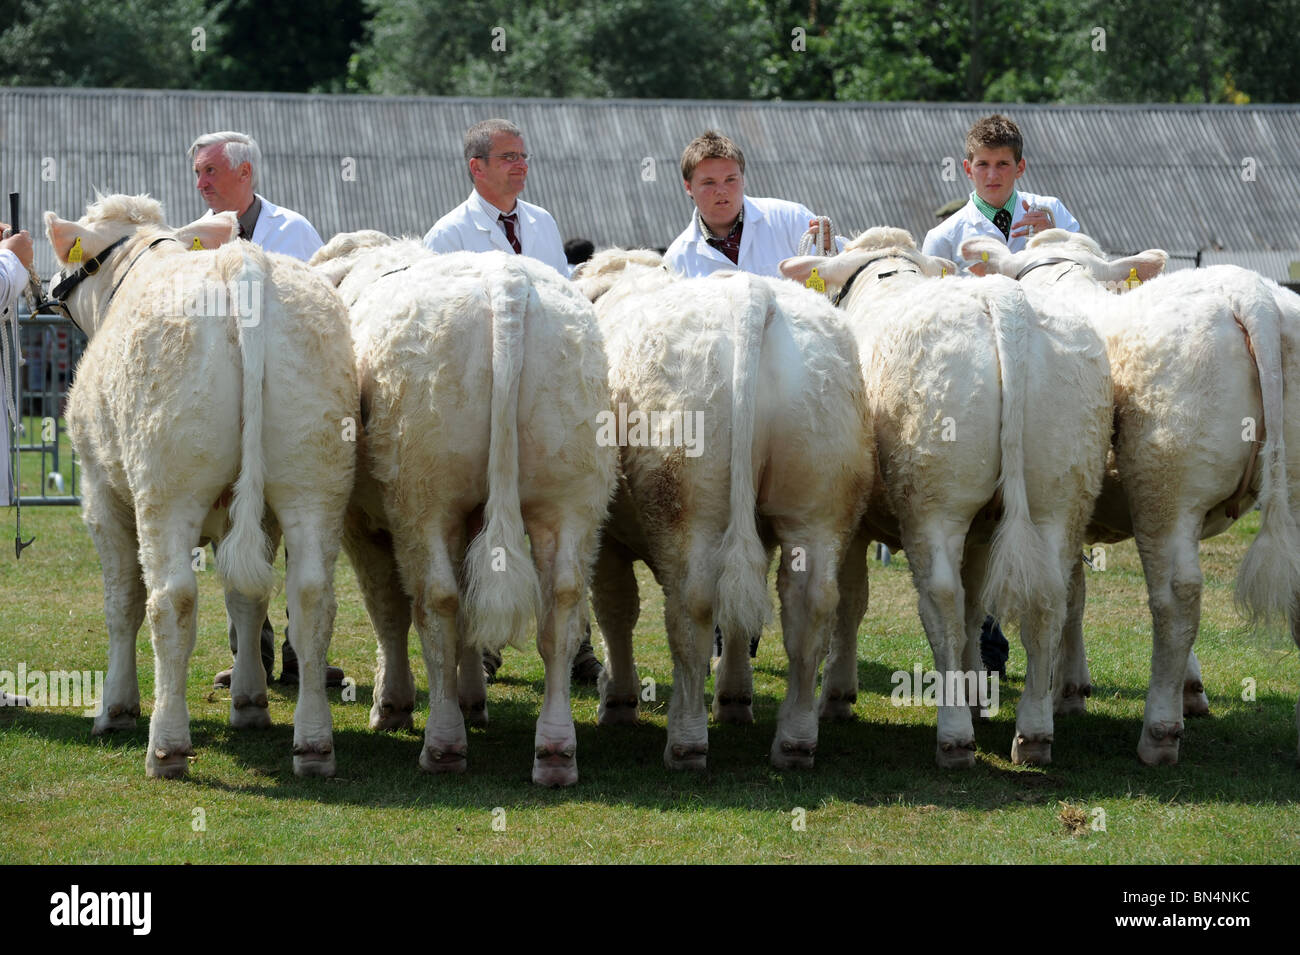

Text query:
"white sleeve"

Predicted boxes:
[[0, 250, 25, 314], [1051, 199, 1081, 233]]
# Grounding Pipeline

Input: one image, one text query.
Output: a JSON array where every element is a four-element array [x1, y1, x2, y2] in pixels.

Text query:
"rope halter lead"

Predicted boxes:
[[831, 252, 922, 307]]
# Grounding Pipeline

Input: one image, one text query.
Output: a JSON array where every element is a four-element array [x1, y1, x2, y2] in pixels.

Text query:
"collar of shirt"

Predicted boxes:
[[970, 189, 1018, 224], [469, 189, 517, 222], [237, 196, 263, 240], [697, 207, 744, 264]]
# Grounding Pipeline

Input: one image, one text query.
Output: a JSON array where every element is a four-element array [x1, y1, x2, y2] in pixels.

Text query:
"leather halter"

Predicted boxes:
[[39, 235, 177, 333], [1014, 256, 1082, 281], [832, 253, 921, 307]]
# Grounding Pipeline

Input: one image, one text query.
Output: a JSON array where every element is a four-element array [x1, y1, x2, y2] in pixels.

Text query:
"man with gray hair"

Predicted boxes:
[[190, 130, 323, 259], [189, 130, 338, 690], [423, 119, 569, 276]]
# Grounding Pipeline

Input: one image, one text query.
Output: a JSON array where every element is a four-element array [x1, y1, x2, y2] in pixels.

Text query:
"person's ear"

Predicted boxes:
[[962, 158, 974, 180], [683, 179, 694, 199], [1015, 157, 1026, 179]]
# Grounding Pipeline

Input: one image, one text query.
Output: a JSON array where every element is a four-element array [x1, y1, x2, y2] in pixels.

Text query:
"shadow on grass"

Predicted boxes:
[[6, 674, 1298, 813]]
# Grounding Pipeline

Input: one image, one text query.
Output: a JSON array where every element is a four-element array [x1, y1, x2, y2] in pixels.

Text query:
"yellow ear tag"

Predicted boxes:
[[190, 237, 205, 251], [805, 267, 826, 294], [1126, 267, 1141, 290], [941, 267, 948, 277], [67, 236, 84, 264], [981, 251, 989, 262]]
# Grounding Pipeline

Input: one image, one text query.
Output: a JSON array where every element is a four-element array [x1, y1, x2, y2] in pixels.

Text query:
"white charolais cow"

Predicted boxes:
[[573, 250, 873, 771], [45, 194, 358, 778], [782, 228, 1112, 767], [311, 234, 617, 786], [965, 230, 1300, 764]]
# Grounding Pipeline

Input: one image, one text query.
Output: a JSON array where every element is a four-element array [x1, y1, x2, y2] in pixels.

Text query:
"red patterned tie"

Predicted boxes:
[[499, 213, 522, 254]]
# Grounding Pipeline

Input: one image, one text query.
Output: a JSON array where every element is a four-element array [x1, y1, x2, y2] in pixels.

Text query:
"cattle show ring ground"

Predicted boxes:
[[3, 443, 1299, 865]]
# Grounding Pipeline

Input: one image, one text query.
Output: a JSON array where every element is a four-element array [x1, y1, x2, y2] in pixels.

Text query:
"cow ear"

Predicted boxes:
[[960, 238, 1012, 276], [45, 212, 93, 265], [917, 253, 957, 277], [779, 253, 867, 290], [1098, 249, 1167, 284], [312, 256, 353, 288], [174, 212, 237, 251]]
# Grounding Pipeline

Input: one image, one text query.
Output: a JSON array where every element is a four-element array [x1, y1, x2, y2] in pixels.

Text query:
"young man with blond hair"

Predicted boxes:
[[664, 130, 837, 279], [922, 114, 1080, 270]]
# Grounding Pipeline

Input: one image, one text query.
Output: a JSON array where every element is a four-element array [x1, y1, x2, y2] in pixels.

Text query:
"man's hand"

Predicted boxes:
[[1010, 200, 1054, 239], [0, 223, 35, 270], [804, 216, 834, 255]]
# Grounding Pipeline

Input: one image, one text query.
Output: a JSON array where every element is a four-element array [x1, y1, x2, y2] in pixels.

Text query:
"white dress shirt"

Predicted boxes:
[[423, 190, 570, 277], [922, 191, 1080, 271]]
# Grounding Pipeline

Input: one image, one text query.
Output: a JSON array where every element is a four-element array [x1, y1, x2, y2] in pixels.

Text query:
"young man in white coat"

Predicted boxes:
[[423, 119, 570, 277], [922, 114, 1080, 270], [663, 130, 837, 279], [189, 130, 338, 690], [923, 113, 1082, 678]]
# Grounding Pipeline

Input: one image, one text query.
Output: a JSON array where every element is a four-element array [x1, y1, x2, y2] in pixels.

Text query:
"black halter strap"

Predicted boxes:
[[38, 235, 178, 333], [1014, 256, 1081, 281], [832, 253, 920, 306]]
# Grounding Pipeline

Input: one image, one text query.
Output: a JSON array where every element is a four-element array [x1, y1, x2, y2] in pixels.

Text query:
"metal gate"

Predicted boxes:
[[6, 307, 83, 507]]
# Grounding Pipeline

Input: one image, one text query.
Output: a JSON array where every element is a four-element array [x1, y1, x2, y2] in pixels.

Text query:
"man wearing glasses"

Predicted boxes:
[[422, 118, 600, 686], [423, 119, 570, 277]]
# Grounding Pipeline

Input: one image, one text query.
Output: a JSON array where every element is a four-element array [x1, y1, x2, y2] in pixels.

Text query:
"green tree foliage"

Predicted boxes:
[[0, 0, 220, 88]]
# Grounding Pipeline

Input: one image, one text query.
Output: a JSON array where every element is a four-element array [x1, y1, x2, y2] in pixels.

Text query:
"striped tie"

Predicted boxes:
[[499, 213, 522, 254]]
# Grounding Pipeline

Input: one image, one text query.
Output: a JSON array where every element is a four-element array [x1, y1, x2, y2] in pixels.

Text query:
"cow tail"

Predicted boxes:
[[215, 246, 275, 598], [980, 282, 1060, 622], [1234, 279, 1300, 627], [464, 260, 541, 651], [715, 274, 774, 641]]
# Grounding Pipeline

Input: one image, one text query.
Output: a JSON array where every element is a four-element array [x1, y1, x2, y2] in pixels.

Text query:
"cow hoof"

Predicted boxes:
[[935, 739, 977, 769], [370, 700, 415, 732], [713, 692, 754, 725], [664, 742, 708, 772], [597, 694, 639, 726], [532, 743, 579, 788], [1138, 722, 1183, 766], [459, 696, 489, 728], [770, 738, 816, 771], [1011, 733, 1053, 766], [420, 743, 468, 774], [292, 740, 335, 778], [92, 703, 140, 735], [145, 745, 193, 779], [1183, 680, 1211, 717], [230, 693, 271, 730], [819, 690, 857, 722]]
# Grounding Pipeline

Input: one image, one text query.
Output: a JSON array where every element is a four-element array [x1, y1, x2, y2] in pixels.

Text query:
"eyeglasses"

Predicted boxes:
[[484, 151, 529, 164]]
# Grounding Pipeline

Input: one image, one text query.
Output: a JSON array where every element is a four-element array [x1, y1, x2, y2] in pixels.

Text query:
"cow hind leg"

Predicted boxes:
[[1011, 526, 1070, 766], [456, 641, 489, 728], [772, 539, 839, 770], [713, 620, 758, 725], [405, 533, 468, 775], [137, 511, 207, 779], [592, 542, 641, 726], [529, 523, 586, 787], [84, 486, 144, 735], [662, 544, 715, 771], [343, 515, 415, 732], [905, 523, 977, 768], [820, 530, 869, 722], [1054, 555, 1093, 716], [280, 518, 341, 777], [225, 585, 273, 730], [1136, 520, 1202, 766]]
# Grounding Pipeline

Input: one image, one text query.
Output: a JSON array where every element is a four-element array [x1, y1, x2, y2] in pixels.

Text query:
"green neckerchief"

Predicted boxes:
[[970, 190, 1017, 224]]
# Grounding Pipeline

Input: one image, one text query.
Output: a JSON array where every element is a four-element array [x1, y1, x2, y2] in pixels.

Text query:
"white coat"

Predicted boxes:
[[663, 195, 825, 279], [423, 190, 570, 277], [922, 191, 1080, 271], [202, 194, 324, 262]]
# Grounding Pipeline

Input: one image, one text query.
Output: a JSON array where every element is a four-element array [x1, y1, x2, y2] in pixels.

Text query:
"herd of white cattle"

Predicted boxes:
[[40, 193, 1300, 785]]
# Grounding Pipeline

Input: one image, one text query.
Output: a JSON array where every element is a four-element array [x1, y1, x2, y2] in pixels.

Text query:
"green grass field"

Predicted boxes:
[[2, 503, 1298, 864]]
